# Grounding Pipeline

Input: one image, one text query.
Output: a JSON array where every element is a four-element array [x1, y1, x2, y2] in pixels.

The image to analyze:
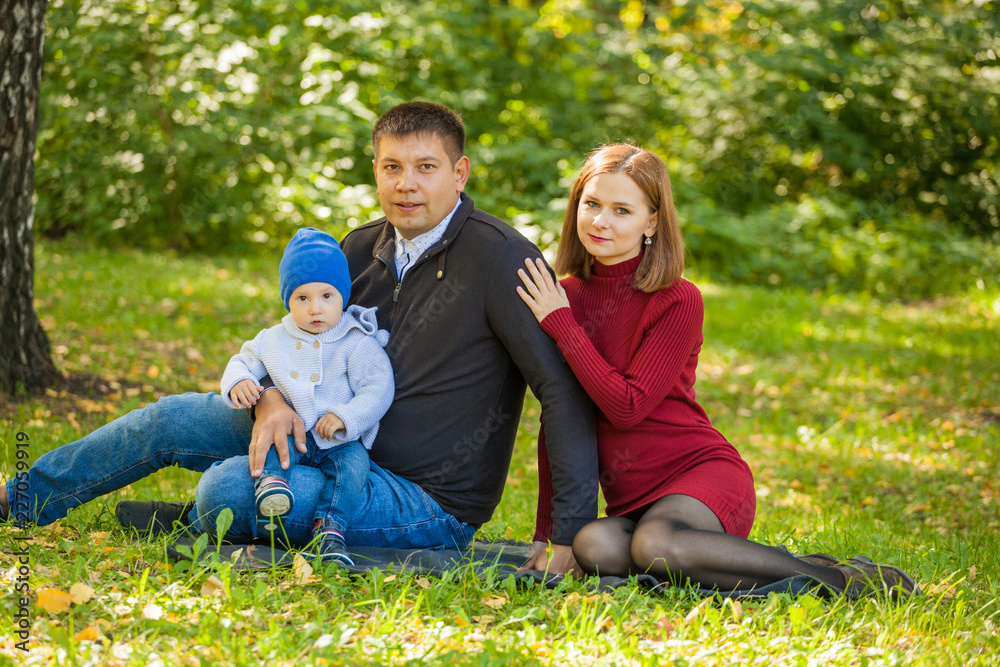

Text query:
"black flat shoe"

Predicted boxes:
[[115, 500, 194, 536]]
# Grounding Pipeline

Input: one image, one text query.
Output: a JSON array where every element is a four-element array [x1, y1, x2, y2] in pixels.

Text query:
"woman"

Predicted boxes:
[[516, 144, 916, 597]]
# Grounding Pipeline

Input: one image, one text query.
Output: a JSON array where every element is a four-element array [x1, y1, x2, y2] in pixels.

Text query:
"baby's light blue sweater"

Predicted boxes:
[[221, 305, 394, 449]]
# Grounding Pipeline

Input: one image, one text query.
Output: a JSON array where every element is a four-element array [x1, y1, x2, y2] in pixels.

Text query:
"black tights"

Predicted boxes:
[[572, 494, 846, 590]]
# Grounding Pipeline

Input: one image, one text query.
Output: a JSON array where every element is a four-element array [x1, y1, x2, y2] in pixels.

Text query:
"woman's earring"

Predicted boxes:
[[644, 236, 652, 246]]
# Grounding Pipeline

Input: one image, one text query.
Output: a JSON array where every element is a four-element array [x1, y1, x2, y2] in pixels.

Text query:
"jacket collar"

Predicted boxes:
[[371, 193, 474, 269]]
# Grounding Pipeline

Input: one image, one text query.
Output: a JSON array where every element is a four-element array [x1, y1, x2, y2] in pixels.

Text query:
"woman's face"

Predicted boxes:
[[576, 172, 656, 266]]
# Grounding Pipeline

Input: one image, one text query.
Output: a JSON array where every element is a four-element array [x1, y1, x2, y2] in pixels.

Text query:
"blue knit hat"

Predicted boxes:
[[279, 228, 351, 311]]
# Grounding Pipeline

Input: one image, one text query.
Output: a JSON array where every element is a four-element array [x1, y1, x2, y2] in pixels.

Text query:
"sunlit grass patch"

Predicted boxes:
[[2, 240, 998, 665]]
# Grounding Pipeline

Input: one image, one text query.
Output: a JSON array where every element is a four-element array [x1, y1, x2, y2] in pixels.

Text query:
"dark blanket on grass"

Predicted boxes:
[[167, 537, 831, 600]]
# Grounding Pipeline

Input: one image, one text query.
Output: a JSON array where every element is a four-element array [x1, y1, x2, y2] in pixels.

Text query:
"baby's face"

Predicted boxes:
[[288, 282, 343, 334]]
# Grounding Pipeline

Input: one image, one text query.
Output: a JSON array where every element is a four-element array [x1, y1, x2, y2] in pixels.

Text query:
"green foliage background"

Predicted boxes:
[[33, 0, 1000, 298]]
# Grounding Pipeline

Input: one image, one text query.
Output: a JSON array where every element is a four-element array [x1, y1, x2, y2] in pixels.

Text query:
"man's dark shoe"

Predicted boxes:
[[115, 500, 194, 536]]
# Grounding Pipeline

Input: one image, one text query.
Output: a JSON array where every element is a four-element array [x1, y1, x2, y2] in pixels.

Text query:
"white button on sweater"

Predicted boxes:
[[221, 305, 394, 450]]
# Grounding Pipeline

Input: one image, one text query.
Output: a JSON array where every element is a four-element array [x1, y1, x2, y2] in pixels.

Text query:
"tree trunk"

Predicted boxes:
[[0, 0, 58, 395]]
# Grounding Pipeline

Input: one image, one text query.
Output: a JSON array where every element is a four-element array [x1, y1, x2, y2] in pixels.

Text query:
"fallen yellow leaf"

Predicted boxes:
[[77, 399, 109, 414], [292, 554, 314, 584], [922, 582, 956, 598], [529, 640, 551, 656], [69, 582, 95, 605], [74, 626, 102, 642], [656, 615, 679, 634], [37, 587, 74, 613], [684, 606, 700, 625], [482, 595, 507, 609], [201, 575, 226, 598]]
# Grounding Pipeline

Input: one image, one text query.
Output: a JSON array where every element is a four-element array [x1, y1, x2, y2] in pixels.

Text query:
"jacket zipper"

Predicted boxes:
[[378, 242, 445, 308], [376, 255, 404, 310]]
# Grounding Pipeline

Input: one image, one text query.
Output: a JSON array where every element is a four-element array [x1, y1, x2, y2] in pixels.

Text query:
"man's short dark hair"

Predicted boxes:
[[372, 101, 465, 165]]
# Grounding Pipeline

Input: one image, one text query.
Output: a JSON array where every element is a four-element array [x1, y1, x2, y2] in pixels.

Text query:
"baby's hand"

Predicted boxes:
[[230, 380, 263, 408], [315, 412, 346, 440]]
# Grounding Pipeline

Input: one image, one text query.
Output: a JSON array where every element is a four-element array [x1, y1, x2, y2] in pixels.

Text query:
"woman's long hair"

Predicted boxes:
[[555, 144, 684, 292]]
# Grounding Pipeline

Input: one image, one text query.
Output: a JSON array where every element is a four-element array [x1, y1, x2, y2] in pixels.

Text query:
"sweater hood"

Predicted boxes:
[[281, 305, 389, 347]]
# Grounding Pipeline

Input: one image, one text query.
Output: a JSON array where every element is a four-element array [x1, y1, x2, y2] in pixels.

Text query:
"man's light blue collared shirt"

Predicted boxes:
[[393, 199, 462, 281]]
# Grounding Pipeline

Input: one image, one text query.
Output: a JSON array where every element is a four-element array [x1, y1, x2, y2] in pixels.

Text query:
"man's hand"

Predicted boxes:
[[517, 542, 583, 577], [229, 379, 263, 408], [315, 412, 346, 441], [249, 389, 306, 477]]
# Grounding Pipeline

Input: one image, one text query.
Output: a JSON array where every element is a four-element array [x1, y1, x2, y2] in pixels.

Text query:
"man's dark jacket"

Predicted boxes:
[[342, 194, 598, 544]]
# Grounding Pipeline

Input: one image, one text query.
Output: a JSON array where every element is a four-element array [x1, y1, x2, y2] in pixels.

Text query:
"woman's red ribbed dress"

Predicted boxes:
[[533, 254, 756, 541]]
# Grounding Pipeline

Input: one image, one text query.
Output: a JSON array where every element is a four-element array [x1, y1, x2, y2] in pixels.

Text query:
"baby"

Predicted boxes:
[[221, 228, 393, 564]]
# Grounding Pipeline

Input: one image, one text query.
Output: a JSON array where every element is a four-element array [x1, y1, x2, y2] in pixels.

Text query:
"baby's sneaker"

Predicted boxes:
[[307, 518, 354, 566], [255, 477, 294, 520]]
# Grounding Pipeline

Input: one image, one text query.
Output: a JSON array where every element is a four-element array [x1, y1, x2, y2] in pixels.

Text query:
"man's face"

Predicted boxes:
[[373, 132, 470, 240]]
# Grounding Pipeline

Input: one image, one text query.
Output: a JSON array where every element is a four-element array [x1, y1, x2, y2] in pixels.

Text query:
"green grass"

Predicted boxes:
[[2, 240, 999, 665]]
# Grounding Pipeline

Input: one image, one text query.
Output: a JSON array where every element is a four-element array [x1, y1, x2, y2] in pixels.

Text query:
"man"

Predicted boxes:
[[3, 102, 596, 570]]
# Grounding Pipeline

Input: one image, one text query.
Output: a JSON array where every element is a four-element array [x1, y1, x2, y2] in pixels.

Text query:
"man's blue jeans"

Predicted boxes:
[[8, 392, 476, 550]]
